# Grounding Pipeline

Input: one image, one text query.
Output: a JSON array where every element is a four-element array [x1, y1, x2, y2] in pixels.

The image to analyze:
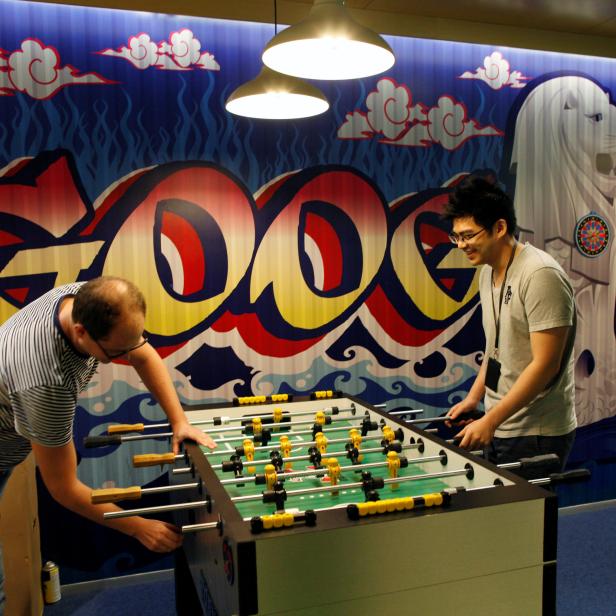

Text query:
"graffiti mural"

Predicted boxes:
[[1, 0, 615, 579]]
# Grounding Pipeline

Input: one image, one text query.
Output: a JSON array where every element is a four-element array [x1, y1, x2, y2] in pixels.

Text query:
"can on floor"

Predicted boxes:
[[42, 560, 61, 604]]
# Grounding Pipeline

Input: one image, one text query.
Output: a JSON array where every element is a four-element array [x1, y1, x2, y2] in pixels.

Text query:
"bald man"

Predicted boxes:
[[0, 277, 216, 611]]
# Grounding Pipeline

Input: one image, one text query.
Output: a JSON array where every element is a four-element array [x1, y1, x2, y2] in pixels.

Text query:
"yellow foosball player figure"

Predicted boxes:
[[279, 435, 293, 471], [243, 438, 256, 474], [387, 450, 401, 490], [315, 433, 328, 456], [251, 417, 262, 437], [347, 428, 364, 463], [272, 407, 283, 431], [314, 410, 326, 426], [264, 464, 278, 491], [326, 458, 341, 495]]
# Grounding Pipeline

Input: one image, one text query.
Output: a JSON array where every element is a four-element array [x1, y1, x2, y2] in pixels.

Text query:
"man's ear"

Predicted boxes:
[[73, 323, 87, 338], [495, 218, 508, 239]]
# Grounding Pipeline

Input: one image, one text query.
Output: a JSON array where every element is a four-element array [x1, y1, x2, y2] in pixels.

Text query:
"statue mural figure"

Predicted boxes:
[[510, 75, 616, 425]]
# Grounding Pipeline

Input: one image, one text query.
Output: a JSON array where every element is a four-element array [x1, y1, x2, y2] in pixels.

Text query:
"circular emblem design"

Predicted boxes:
[[575, 213, 610, 257], [222, 538, 234, 585]]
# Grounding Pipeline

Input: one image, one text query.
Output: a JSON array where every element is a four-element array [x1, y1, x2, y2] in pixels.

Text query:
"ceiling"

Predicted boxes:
[[30, 0, 616, 57]]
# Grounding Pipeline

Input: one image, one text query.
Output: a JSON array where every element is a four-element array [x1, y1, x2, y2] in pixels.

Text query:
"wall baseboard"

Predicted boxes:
[[60, 568, 174, 596]]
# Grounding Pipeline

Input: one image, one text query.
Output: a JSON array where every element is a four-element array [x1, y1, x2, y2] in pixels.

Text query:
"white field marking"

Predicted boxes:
[[311, 503, 349, 512]]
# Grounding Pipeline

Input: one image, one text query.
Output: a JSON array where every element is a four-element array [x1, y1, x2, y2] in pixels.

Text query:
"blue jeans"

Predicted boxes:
[[0, 469, 12, 616], [484, 430, 576, 480]]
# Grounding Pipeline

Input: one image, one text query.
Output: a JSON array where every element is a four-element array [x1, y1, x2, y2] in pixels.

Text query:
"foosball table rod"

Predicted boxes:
[[201, 425, 410, 457], [189, 410, 366, 438], [219, 450, 447, 488], [98, 469, 590, 534], [211, 441, 418, 472], [237, 403, 359, 422], [98, 462, 475, 519], [232, 463, 476, 506], [459, 468, 590, 493], [171, 436, 425, 475], [105, 403, 366, 435], [98, 452, 563, 506], [401, 410, 484, 425], [93, 448, 433, 505], [84, 416, 368, 449], [342, 468, 590, 521], [126, 415, 413, 465], [181, 519, 222, 534], [182, 511, 318, 535], [107, 417, 235, 435], [91, 481, 200, 504], [202, 416, 381, 446], [103, 499, 210, 519], [387, 408, 424, 418], [117, 452, 566, 503]]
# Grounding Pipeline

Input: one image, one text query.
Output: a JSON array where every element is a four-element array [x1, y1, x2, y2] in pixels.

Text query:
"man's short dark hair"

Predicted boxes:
[[72, 277, 146, 339], [443, 176, 517, 236]]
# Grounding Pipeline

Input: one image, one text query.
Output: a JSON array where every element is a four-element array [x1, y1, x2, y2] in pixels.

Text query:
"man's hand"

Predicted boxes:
[[131, 518, 183, 552], [455, 414, 497, 450], [446, 396, 481, 428], [171, 420, 217, 454]]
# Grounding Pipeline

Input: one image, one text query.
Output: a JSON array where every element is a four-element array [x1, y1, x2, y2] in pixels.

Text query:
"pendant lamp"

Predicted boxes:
[[262, 0, 395, 81], [225, 65, 329, 119]]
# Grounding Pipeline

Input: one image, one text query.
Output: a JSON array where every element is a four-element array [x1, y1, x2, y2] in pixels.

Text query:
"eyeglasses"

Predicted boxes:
[[448, 228, 486, 245], [93, 333, 149, 360]]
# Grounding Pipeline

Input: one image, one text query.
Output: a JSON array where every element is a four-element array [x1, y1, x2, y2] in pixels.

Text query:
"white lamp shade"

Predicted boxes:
[[262, 0, 395, 81], [225, 66, 329, 119]]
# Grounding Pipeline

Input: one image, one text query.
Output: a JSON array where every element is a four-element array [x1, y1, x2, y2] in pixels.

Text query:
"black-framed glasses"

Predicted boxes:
[[448, 228, 486, 245], [93, 332, 149, 360]]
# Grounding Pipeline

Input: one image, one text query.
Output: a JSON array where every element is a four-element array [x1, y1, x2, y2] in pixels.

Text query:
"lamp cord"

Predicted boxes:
[[274, 0, 278, 34]]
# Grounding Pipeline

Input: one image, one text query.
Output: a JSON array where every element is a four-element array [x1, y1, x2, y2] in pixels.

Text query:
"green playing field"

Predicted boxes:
[[201, 418, 450, 519]]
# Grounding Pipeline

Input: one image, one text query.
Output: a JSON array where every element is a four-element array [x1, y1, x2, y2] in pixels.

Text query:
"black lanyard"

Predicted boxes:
[[490, 242, 517, 358]]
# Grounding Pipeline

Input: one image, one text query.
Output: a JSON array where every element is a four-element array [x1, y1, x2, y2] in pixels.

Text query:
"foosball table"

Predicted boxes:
[[93, 392, 562, 615]]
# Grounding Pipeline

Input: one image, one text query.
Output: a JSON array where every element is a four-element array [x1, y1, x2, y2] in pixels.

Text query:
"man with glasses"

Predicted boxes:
[[442, 177, 577, 476], [0, 276, 217, 609]]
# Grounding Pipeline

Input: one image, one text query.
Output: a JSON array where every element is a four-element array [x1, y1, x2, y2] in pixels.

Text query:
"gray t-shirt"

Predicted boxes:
[[480, 243, 577, 437]]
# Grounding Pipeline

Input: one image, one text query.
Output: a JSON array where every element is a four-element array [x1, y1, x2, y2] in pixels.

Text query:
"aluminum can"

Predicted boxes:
[[42, 560, 61, 604]]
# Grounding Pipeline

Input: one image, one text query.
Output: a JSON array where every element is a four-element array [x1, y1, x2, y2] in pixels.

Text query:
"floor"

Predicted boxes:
[[44, 500, 616, 615]]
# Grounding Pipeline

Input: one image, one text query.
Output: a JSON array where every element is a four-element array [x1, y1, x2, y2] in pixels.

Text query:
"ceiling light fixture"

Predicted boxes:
[[225, 0, 329, 120], [225, 65, 329, 119], [262, 0, 395, 81]]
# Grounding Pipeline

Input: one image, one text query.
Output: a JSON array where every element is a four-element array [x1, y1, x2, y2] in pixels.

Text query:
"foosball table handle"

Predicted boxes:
[[91, 486, 141, 504], [546, 469, 591, 485], [450, 409, 485, 424], [133, 452, 177, 467], [517, 454, 560, 470], [84, 435, 122, 448], [108, 423, 145, 434]]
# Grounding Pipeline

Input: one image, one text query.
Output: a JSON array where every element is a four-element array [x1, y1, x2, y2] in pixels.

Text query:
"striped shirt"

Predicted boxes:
[[0, 283, 98, 469]]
